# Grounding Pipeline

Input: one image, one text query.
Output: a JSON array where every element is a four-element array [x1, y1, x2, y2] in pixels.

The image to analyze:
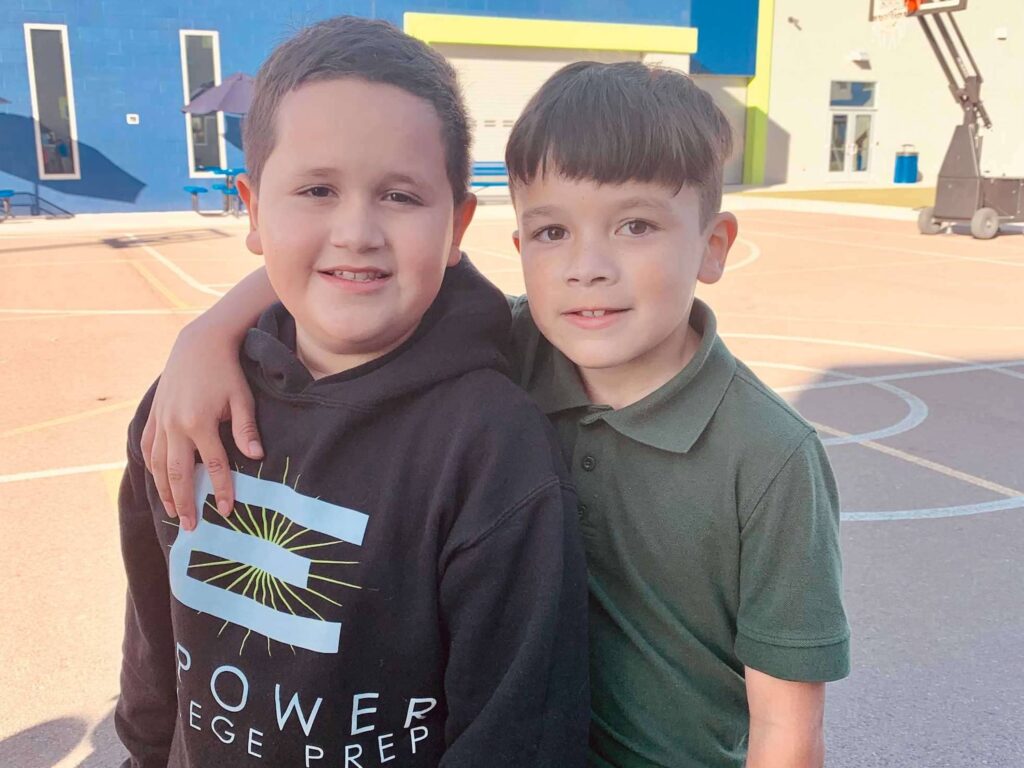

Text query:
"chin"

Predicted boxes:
[[558, 344, 635, 372]]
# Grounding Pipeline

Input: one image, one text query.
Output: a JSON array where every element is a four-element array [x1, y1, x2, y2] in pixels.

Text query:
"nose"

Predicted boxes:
[[329, 196, 386, 253], [564, 235, 617, 286]]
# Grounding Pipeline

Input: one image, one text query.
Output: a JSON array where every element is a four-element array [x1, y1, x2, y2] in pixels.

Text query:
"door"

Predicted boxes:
[[829, 111, 873, 178], [437, 45, 641, 163]]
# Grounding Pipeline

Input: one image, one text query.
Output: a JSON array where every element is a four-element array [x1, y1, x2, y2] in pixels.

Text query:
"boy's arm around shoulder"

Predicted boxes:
[[738, 431, 850, 768], [115, 388, 179, 767], [437, 391, 590, 768]]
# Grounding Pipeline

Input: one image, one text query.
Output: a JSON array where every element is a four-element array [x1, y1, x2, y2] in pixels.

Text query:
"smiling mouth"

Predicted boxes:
[[319, 268, 391, 282], [566, 308, 627, 318]]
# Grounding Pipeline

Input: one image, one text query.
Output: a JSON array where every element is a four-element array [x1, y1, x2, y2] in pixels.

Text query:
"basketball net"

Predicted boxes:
[[871, 0, 914, 48]]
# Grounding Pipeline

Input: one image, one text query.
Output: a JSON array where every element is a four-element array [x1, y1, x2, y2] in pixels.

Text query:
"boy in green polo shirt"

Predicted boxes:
[[140, 61, 849, 767]]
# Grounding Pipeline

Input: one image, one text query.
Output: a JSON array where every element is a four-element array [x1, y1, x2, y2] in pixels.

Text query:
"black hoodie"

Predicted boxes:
[[116, 260, 589, 768]]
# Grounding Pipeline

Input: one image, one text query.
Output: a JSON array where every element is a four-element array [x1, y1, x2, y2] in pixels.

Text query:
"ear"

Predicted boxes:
[[448, 193, 478, 267], [511, 230, 521, 254], [236, 174, 263, 256], [698, 212, 738, 286]]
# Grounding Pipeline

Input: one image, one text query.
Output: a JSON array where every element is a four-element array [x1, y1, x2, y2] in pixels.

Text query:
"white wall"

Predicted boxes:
[[644, 53, 749, 186], [767, 0, 1024, 185], [691, 76, 749, 185]]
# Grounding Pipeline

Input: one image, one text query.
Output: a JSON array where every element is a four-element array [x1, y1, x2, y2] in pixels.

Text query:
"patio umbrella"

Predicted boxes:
[[182, 72, 254, 116]]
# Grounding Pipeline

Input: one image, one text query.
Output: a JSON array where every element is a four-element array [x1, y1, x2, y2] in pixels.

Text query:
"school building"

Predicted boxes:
[[1, 0, 1020, 214]]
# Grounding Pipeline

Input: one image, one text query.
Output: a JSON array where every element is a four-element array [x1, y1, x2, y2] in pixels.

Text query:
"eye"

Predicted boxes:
[[617, 219, 656, 236], [384, 191, 421, 205], [534, 226, 568, 242], [301, 185, 334, 199]]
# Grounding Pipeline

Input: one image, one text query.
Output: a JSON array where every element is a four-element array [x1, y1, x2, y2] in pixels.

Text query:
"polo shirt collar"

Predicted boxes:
[[534, 299, 737, 454]]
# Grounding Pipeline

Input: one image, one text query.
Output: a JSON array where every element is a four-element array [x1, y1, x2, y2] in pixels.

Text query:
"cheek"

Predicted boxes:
[[520, 256, 553, 308], [632, 257, 694, 317]]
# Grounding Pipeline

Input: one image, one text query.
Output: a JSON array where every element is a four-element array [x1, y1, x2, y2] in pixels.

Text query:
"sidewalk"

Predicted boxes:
[[0, 186, 933, 236]]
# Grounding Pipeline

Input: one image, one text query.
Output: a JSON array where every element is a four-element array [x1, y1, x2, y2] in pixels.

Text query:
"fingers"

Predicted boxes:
[[149, 429, 177, 521], [230, 393, 264, 460], [141, 406, 156, 473], [195, 429, 236, 519], [166, 435, 199, 531]]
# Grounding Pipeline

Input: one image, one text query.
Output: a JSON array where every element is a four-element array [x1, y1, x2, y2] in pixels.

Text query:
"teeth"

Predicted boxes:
[[331, 270, 383, 282], [580, 310, 606, 318]]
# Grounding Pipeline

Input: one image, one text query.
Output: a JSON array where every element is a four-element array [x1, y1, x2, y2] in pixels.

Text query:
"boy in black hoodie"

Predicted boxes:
[[115, 17, 588, 768]]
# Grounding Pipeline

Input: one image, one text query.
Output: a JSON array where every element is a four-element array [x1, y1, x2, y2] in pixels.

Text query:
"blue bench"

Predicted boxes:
[[471, 161, 509, 189], [183, 185, 210, 214], [212, 183, 243, 216], [0, 190, 13, 221], [184, 183, 244, 217]]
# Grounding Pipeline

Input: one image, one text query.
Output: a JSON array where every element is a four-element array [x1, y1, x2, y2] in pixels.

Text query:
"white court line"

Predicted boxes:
[[843, 496, 1024, 522], [772, 359, 1024, 394], [0, 461, 126, 485], [812, 420, 1023, 499], [725, 237, 760, 272], [722, 332, 1024, 383], [0, 308, 201, 316], [723, 310, 1024, 333], [124, 232, 225, 297], [746, 361, 929, 445], [743, 228, 1024, 269], [470, 246, 520, 263]]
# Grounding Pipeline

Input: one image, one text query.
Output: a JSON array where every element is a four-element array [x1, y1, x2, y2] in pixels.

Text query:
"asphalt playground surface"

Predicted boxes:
[[1, 198, 1022, 767]]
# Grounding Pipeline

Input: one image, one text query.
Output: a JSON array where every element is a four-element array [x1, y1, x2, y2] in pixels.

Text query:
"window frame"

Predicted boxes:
[[825, 80, 880, 178], [179, 29, 226, 179], [24, 23, 81, 181]]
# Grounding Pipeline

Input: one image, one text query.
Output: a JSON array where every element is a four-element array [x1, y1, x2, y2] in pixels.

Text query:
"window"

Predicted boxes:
[[180, 30, 225, 176], [24, 24, 80, 180], [828, 82, 876, 176], [830, 81, 876, 109]]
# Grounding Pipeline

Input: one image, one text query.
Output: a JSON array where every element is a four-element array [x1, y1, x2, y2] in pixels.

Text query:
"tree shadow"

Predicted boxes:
[[0, 717, 86, 768], [0, 114, 146, 204], [75, 707, 127, 768]]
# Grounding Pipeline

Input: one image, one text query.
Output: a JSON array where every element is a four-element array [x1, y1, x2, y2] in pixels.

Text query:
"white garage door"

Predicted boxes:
[[690, 75, 749, 185], [436, 44, 642, 163]]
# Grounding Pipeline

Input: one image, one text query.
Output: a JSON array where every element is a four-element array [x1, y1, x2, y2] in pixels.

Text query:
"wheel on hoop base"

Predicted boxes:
[[917, 206, 942, 235], [970, 207, 1000, 240]]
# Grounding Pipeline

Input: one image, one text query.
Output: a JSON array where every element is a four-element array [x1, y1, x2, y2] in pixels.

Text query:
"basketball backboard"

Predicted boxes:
[[869, 0, 967, 20]]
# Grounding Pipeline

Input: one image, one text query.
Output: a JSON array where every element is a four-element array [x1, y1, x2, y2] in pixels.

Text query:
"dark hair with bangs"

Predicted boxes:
[[505, 61, 733, 226], [244, 16, 471, 202]]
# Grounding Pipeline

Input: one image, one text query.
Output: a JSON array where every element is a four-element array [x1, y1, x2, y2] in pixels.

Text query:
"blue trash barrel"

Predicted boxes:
[[894, 145, 919, 184]]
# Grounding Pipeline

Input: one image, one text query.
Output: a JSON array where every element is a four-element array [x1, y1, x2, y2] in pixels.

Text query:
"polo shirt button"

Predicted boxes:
[[581, 455, 597, 472], [577, 504, 587, 519]]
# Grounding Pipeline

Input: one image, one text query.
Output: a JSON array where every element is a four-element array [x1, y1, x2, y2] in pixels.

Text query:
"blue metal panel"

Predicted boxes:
[[689, 0, 758, 76], [0, 0, 759, 214]]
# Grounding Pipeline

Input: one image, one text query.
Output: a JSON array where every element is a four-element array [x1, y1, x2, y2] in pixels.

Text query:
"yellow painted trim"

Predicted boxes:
[[743, 0, 775, 185], [404, 12, 698, 54], [130, 260, 190, 309], [0, 399, 134, 439]]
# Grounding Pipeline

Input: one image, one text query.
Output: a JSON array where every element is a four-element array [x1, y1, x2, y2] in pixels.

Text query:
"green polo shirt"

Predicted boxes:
[[509, 297, 850, 768]]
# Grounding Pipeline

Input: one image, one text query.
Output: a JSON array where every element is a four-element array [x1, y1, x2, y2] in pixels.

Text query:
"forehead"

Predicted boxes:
[[269, 78, 446, 175], [514, 174, 699, 217]]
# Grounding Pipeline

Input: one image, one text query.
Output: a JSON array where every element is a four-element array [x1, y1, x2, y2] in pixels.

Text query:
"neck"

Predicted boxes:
[[579, 324, 702, 410], [295, 325, 415, 380]]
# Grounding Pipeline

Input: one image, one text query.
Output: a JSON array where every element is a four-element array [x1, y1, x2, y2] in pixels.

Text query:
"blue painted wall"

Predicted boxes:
[[691, 0, 759, 76], [0, 0, 755, 213]]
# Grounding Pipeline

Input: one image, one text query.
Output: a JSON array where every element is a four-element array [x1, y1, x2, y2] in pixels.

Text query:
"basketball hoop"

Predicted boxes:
[[870, 0, 913, 48]]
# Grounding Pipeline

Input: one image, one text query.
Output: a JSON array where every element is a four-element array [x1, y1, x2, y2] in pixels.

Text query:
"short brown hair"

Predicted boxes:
[[505, 61, 733, 226], [243, 16, 471, 202]]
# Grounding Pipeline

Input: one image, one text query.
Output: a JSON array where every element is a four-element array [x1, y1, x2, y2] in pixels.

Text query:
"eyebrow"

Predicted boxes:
[[295, 167, 337, 178], [380, 172, 428, 188], [521, 205, 563, 223], [616, 196, 671, 213], [291, 169, 430, 189]]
